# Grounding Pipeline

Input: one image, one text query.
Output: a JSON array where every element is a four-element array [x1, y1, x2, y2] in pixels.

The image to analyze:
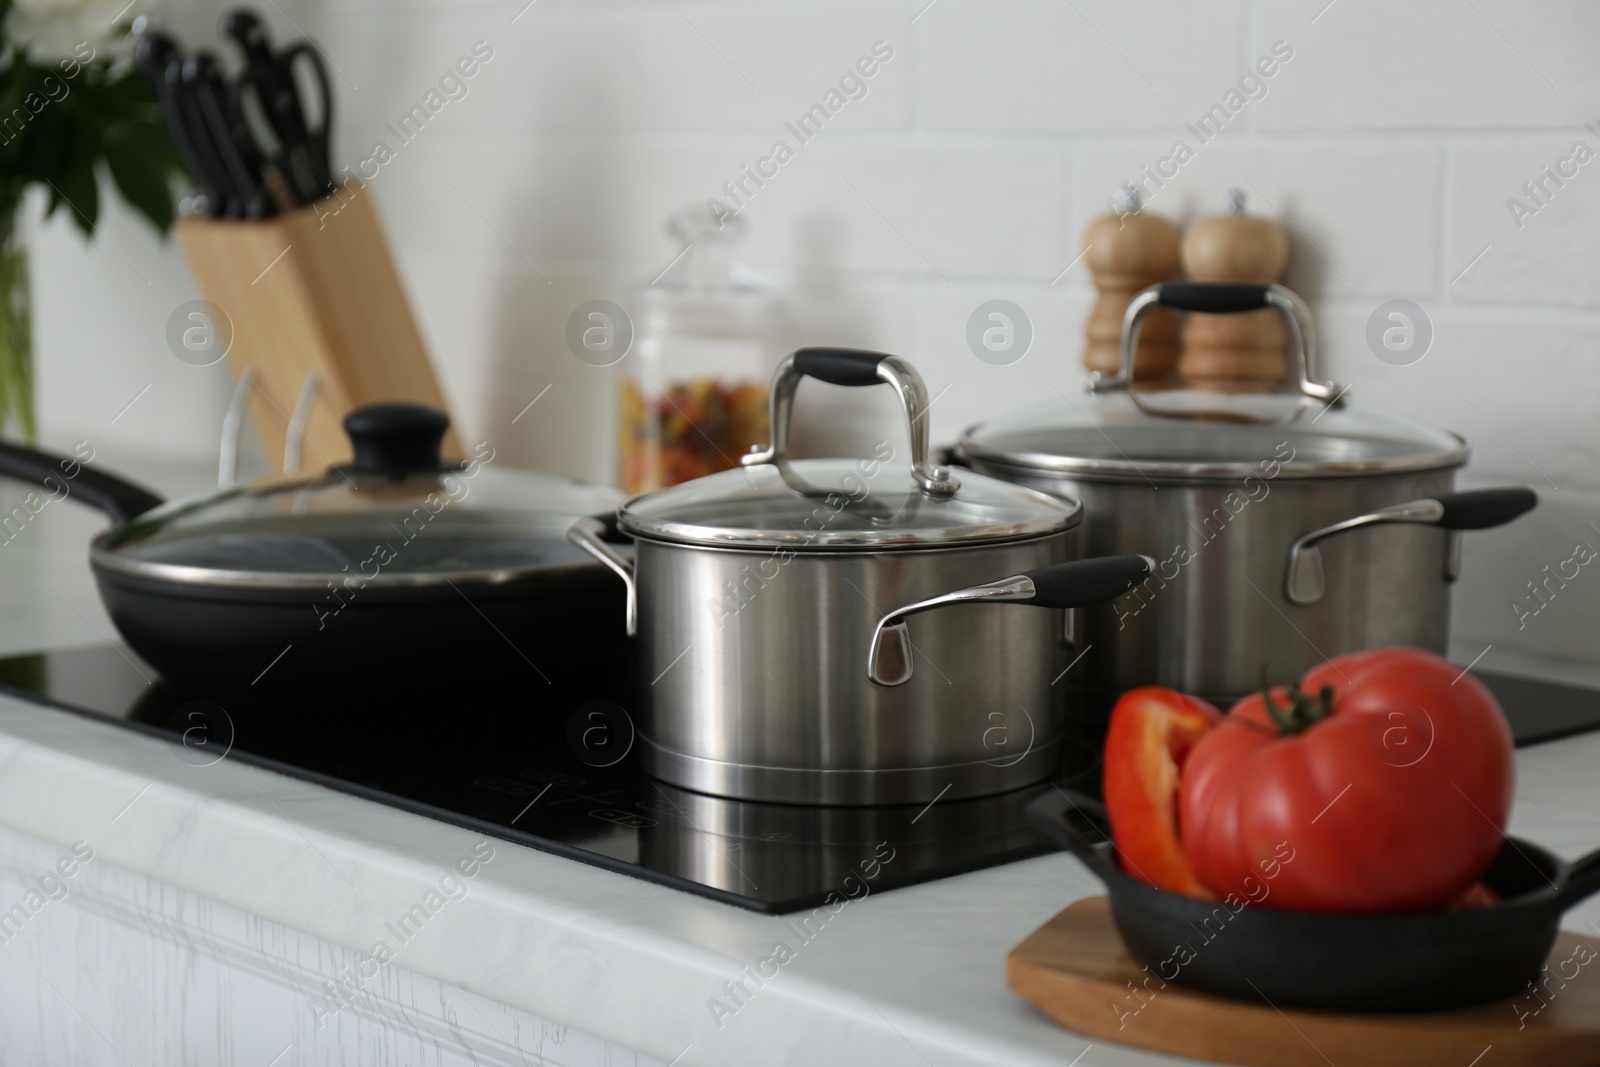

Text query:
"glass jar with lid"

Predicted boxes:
[[618, 205, 781, 494]]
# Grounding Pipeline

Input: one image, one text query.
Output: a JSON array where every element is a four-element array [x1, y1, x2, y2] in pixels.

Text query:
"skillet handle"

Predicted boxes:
[[1555, 846, 1600, 910], [0, 442, 164, 524], [1023, 789, 1116, 872]]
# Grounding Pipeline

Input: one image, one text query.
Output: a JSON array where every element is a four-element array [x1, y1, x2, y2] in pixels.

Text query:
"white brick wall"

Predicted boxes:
[[27, 0, 1600, 676]]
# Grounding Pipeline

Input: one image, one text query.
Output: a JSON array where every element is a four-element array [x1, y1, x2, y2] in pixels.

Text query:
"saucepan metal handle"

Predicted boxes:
[[568, 513, 638, 637], [741, 347, 959, 497], [867, 555, 1152, 687], [1285, 487, 1538, 606], [1094, 281, 1343, 404]]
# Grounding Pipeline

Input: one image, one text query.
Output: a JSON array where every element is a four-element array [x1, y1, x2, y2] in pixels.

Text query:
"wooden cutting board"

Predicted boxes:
[[1007, 896, 1600, 1067]]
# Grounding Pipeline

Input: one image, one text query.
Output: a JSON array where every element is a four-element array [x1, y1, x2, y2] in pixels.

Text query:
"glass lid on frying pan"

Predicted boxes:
[[958, 284, 1469, 482], [617, 349, 1080, 550], [93, 404, 622, 589]]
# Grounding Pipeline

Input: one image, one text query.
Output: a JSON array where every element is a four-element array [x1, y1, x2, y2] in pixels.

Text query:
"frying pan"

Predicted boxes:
[[1027, 788, 1600, 1012], [0, 404, 630, 693]]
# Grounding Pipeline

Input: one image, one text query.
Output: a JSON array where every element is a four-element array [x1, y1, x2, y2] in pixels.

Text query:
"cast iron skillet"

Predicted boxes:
[[1027, 788, 1600, 1012], [0, 405, 629, 694]]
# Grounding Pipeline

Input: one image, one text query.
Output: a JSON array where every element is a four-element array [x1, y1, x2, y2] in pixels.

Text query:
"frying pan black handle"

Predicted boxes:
[[1023, 789, 1116, 873], [1555, 846, 1600, 910], [792, 347, 888, 387], [1433, 488, 1538, 530], [1020, 555, 1153, 609], [1156, 282, 1270, 314], [0, 442, 164, 524]]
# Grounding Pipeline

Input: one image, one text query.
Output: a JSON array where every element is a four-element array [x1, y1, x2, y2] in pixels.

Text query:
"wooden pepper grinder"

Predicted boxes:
[[1082, 184, 1180, 380], [1178, 189, 1291, 388]]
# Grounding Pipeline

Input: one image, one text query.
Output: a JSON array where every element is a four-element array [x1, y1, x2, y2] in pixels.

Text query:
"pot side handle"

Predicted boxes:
[[867, 555, 1152, 687], [1024, 789, 1117, 874], [0, 442, 165, 525], [567, 513, 638, 637], [1285, 488, 1538, 606]]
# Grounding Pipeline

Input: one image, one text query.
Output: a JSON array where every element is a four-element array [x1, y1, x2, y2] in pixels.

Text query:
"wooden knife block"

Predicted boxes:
[[175, 182, 459, 471]]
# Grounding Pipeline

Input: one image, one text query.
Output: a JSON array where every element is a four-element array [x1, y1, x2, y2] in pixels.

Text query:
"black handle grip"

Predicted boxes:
[[342, 403, 451, 475], [133, 29, 181, 83], [1156, 282, 1270, 314], [1555, 846, 1600, 910], [1433, 487, 1537, 530], [1024, 790, 1115, 871], [219, 7, 267, 45], [0, 442, 165, 525], [1019, 554, 1152, 609], [792, 347, 889, 387]]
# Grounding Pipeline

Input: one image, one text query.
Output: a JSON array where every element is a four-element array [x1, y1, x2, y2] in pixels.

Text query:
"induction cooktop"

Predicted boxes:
[[1, 644, 1596, 915]]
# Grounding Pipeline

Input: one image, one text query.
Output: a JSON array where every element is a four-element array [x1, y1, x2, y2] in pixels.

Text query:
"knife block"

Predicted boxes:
[[175, 181, 459, 470]]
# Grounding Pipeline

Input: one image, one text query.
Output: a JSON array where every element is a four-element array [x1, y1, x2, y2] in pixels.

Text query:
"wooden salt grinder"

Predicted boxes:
[[1082, 184, 1180, 380], [1178, 189, 1291, 387]]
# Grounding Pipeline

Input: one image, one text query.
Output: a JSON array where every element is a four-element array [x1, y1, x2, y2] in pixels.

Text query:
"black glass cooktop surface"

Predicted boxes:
[[1, 644, 1596, 915], [0, 643, 1104, 914]]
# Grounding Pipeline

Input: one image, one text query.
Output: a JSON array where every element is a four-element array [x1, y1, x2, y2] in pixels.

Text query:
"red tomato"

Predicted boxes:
[[1180, 647, 1514, 913], [1103, 687, 1221, 897]]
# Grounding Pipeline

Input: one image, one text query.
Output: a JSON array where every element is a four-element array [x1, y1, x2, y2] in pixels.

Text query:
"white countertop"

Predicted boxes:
[[2, 456, 1598, 1066]]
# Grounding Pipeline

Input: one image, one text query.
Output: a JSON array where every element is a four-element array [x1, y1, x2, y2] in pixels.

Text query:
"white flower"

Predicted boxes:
[[6, 0, 130, 63]]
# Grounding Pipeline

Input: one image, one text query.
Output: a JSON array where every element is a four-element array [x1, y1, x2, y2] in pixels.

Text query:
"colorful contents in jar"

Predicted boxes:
[[619, 377, 769, 493]]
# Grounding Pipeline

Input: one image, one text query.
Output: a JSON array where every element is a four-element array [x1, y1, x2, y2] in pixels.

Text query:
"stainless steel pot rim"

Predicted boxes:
[[616, 510, 1081, 550], [956, 383, 1473, 482], [617, 528, 1075, 556], [615, 461, 1082, 550], [956, 434, 1469, 483]]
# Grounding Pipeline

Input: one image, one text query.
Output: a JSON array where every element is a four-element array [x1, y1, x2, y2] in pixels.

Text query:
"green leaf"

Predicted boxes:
[[0, 39, 182, 237], [103, 128, 175, 233], [48, 141, 100, 236]]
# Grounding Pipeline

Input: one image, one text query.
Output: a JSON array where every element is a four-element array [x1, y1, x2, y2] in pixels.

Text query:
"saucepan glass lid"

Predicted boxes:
[[958, 387, 1468, 482], [618, 457, 1079, 550]]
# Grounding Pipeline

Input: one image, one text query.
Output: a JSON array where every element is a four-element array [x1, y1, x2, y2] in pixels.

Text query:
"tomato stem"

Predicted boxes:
[[1258, 668, 1336, 736]]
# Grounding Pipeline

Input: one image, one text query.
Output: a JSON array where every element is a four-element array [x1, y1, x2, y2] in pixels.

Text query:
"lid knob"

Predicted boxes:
[[342, 403, 450, 475]]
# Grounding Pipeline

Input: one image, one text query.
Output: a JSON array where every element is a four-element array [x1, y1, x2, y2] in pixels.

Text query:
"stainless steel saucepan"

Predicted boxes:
[[957, 283, 1536, 702], [571, 348, 1152, 806]]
